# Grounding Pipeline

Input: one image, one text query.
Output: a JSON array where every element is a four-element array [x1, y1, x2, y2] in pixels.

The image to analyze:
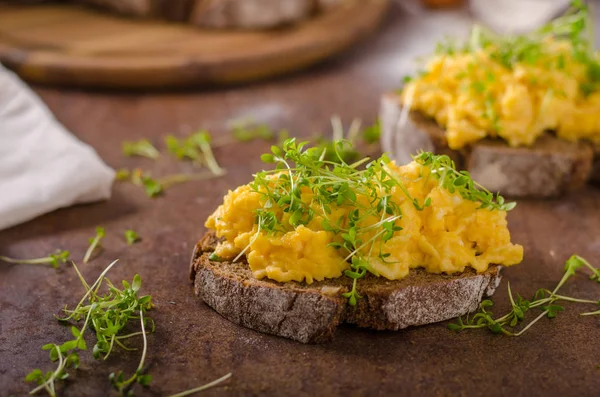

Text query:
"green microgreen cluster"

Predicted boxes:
[[122, 139, 160, 160], [431, 1, 600, 96], [26, 260, 154, 396], [118, 129, 226, 199], [83, 227, 105, 264], [242, 139, 513, 305], [165, 131, 225, 176], [0, 249, 70, 269], [412, 151, 515, 211], [124, 229, 141, 246], [449, 255, 600, 336]]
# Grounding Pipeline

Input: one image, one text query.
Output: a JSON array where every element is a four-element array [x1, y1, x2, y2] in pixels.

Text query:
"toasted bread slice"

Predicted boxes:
[[75, 0, 342, 29], [189, 232, 503, 343], [380, 92, 595, 198]]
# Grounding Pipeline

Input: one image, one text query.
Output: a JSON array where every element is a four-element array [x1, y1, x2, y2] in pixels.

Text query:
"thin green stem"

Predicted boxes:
[[58, 260, 119, 322], [0, 256, 55, 265], [513, 310, 550, 336], [167, 373, 233, 397]]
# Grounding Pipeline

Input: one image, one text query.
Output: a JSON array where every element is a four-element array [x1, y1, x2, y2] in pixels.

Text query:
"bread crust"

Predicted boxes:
[[190, 232, 503, 343], [380, 92, 595, 197]]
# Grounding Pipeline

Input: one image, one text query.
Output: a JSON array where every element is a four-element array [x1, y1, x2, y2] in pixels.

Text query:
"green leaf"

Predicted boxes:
[[261, 154, 276, 163], [70, 326, 81, 339], [209, 252, 223, 262], [122, 139, 160, 160], [60, 340, 78, 353], [25, 369, 44, 383], [137, 374, 152, 387], [48, 346, 59, 362], [447, 323, 462, 332], [77, 338, 87, 351], [132, 274, 142, 292], [124, 229, 140, 246], [565, 255, 584, 276], [271, 145, 282, 156]]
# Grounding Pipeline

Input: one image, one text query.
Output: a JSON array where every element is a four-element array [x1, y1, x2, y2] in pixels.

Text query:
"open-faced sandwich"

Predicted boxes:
[[381, 1, 600, 197], [190, 139, 523, 343], [73, 0, 343, 29]]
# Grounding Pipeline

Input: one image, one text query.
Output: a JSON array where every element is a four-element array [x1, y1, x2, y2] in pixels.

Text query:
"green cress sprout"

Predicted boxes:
[[165, 131, 226, 176], [24, 258, 232, 396], [25, 260, 154, 396], [83, 227, 105, 264], [0, 250, 70, 269], [239, 138, 514, 305], [122, 139, 160, 160], [124, 229, 141, 246], [449, 255, 600, 336], [120, 168, 218, 198]]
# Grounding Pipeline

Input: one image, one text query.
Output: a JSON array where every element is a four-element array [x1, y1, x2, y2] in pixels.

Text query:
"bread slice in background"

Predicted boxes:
[[75, 0, 343, 29], [380, 92, 595, 198], [189, 232, 503, 343]]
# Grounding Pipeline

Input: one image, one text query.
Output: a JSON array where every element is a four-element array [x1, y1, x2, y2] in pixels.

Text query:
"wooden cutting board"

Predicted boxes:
[[0, 0, 389, 89]]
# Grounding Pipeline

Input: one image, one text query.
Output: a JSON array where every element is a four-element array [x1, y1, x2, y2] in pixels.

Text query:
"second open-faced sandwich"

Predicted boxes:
[[190, 139, 523, 343], [381, 1, 600, 197]]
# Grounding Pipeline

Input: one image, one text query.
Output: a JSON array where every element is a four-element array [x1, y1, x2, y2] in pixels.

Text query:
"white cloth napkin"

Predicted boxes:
[[0, 64, 115, 231]]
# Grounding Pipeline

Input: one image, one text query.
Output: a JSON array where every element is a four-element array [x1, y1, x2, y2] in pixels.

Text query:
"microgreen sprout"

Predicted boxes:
[[165, 131, 226, 176], [109, 310, 153, 396], [131, 169, 164, 198], [243, 138, 512, 305], [83, 227, 105, 264], [126, 168, 218, 198], [0, 250, 70, 269], [122, 139, 160, 160], [412, 151, 515, 211], [448, 254, 600, 336], [26, 259, 154, 396], [190, 131, 226, 176], [125, 230, 141, 246]]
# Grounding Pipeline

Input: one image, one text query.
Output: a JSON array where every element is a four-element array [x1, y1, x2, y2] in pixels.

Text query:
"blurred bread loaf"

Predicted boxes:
[[76, 0, 343, 29]]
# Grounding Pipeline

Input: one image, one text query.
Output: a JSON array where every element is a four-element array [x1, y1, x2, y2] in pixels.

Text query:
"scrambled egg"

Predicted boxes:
[[205, 160, 523, 284], [402, 38, 600, 150]]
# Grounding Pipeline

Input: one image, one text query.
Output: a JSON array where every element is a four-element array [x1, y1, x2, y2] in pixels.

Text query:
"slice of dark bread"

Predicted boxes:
[[189, 231, 503, 343], [380, 92, 595, 198], [75, 0, 343, 29]]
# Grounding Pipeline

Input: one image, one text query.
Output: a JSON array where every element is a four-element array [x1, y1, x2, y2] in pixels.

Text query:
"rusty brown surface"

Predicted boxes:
[[1, 3, 600, 397]]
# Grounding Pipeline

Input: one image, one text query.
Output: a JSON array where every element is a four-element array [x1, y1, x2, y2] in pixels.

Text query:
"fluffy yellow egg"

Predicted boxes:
[[205, 160, 523, 284]]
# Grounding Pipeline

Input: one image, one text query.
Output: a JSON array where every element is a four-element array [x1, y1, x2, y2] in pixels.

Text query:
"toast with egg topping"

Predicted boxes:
[[380, 94, 595, 198], [75, 0, 342, 29], [190, 232, 503, 343], [189, 138, 522, 343], [382, 2, 600, 197]]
